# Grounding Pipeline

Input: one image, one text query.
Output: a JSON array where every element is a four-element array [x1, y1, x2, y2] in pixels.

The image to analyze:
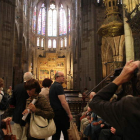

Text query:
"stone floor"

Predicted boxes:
[[48, 135, 64, 140], [11, 121, 64, 140]]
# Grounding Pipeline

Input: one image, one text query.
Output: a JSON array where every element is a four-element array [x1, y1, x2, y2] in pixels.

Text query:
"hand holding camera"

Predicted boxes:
[[113, 60, 140, 86]]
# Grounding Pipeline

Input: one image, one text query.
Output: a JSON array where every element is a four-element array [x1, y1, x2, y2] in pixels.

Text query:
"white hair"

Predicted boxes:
[[90, 92, 96, 98], [23, 72, 33, 82]]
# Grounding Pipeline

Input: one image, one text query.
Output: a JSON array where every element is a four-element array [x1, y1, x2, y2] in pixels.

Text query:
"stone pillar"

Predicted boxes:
[[70, 53, 73, 89], [66, 53, 71, 89], [123, 0, 134, 61], [0, 0, 16, 90]]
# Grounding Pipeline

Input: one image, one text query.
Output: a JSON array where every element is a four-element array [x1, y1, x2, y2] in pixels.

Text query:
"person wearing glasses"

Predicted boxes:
[[49, 71, 73, 140]]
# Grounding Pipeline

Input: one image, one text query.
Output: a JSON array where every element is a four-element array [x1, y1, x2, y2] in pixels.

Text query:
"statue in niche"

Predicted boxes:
[[61, 62, 64, 66], [48, 58, 51, 61], [50, 70, 54, 80], [52, 58, 56, 61], [40, 76, 43, 80]]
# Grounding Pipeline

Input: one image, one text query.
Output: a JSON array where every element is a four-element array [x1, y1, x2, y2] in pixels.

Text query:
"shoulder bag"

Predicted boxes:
[[30, 113, 56, 139]]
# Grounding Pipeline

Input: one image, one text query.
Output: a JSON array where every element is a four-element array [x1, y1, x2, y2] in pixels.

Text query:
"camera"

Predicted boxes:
[[113, 67, 140, 96], [114, 67, 139, 77]]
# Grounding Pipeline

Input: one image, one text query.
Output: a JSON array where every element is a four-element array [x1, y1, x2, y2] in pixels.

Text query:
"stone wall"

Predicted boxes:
[[71, 0, 105, 92], [0, 0, 16, 90]]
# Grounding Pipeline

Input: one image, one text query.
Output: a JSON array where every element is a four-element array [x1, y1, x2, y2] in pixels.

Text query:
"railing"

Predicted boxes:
[[67, 100, 88, 114], [86, 71, 114, 97], [86, 61, 124, 97]]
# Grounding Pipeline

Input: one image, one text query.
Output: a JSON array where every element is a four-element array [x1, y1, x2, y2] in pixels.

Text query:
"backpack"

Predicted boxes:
[[0, 93, 10, 111]]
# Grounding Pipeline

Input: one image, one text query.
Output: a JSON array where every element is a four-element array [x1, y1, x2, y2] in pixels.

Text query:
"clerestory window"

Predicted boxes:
[[48, 3, 57, 36], [37, 3, 46, 35]]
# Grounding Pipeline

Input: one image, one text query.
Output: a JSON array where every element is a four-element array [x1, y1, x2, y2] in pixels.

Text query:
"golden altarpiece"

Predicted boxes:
[[38, 53, 67, 87]]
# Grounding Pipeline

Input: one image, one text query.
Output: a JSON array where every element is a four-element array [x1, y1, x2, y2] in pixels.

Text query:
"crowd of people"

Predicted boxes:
[[78, 92, 123, 140], [0, 71, 73, 140], [0, 60, 140, 140]]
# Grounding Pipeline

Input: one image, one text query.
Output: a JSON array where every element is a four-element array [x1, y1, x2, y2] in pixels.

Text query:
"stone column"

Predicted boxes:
[[66, 53, 71, 89], [123, 0, 134, 61], [0, 0, 16, 90]]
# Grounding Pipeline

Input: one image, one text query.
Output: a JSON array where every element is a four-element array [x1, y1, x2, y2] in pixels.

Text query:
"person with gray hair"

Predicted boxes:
[[80, 92, 96, 133], [10, 72, 33, 140], [23, 72, 33, 82]]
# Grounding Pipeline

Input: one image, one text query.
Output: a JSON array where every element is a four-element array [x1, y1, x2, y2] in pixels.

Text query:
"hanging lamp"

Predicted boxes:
[[98, 0, 124, 37]]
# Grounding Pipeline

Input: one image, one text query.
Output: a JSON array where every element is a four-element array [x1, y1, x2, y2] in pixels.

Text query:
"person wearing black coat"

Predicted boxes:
[[89, 60, 140, 140], [10, 72, 33, 140], [99, 127, 122, 140]]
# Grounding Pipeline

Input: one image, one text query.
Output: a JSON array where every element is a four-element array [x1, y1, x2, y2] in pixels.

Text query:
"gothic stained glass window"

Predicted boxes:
[[38, 9, 41, 34], [37, 37, 40, 46], [59, 4, 67, 35], [68, 8, 70, 32], [41, 39, 44, 47], [53, 10, 57, 36], [32, 6, 36, 33], [42, 7, 46, 35], [61, 39, 63, 47], [48, 4, 57, 36], [37, 3, 46, 35], [97, 0, 100, 3], [48, 9, 53, 36], [48, 39, 51, 48], [53, 39, 56, 48], [64, 37, 67, 47]]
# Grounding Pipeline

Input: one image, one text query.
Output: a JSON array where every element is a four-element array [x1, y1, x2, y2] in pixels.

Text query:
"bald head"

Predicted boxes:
[[55, 71, 65, 84], [23, 72, 33, 82], [55, 71, 63, 79], [90, 92, 96, 99]]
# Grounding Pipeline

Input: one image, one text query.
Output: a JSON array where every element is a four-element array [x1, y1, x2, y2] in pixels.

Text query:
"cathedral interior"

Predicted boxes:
[[0, 0, 140, 93]]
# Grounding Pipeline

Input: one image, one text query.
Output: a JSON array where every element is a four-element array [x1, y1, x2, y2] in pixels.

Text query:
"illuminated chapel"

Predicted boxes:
[[0, 0, 140, 93]]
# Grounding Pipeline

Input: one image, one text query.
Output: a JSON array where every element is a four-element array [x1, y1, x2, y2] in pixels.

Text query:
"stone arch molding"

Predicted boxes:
[[101, 35, 125, 77]]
